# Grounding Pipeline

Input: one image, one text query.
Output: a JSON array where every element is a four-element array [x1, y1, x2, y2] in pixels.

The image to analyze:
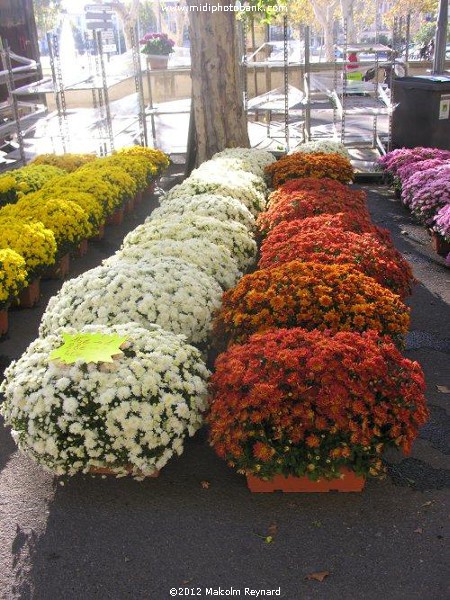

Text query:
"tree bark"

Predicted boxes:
[[187, 0, 249, 164]]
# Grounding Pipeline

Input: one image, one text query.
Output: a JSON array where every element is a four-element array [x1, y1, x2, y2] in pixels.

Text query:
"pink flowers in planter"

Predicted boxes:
[[379, 147, 450, 177], [434, 204, 450, 240], [402, 164, 450, 225], [379, 148, 450, 244]]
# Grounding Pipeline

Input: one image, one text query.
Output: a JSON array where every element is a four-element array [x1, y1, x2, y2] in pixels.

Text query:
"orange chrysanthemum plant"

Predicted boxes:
[[208, 328, 428, 481], [258, 181, 368, 235], [259, 224, 414, 299], [214, 261, 410, 345], [264, 153, 354, 188]]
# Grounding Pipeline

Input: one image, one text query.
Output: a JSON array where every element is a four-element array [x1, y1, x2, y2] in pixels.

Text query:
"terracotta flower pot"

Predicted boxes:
[[147, 55, 169, 70], [0, 308, 8, 336], [16, 278, 40, 308], [106, 207, 124, 226], [125, 196, 135, 214], [145, 182, 156, 196], [43, 254, 70, 280], [92, 224, 105, 241], [246, 468, 365, 493], [75, 238, 89, 258], [430, 231, 450, 257], [89, 465, 160, 478]]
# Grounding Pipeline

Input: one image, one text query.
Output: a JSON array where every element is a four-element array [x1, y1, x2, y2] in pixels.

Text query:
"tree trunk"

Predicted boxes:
[[187, 0, 249, 164], [109, 0, 140, 50], [311, 0, 339, 62]]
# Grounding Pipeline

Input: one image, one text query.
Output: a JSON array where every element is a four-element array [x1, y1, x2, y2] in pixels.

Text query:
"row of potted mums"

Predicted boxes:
[[0, 147, 275, 480], [378, 146, 450, 263], [0, 144, 428, 492], [0, 148, 169, 333], [207, 145, 428, 492]]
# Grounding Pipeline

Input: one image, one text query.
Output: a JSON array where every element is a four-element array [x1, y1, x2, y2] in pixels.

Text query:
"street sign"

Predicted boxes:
[[85, 3, 114, 30], [84, 3, 113, 11], [86, 21, 114, 30], [85, 12, 113, 20]]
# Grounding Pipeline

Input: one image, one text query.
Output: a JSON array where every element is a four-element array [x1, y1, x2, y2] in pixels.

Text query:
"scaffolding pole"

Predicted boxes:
[[129, 24, 148, 147], [47, 32, 68, 153], [0, 38, 26, 163]]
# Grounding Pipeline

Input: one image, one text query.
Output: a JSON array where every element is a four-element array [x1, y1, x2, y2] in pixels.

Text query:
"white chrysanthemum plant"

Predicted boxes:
[[0, 323, 210, 479], [108, 238, 241, 290], [209, 148, 276, 178], [193, 163, 267, 193], [124, 215, 257, 272], [153, 193, 256, 232], [39, 258, 223, 345], [289, 140, 350, 158], [163, 172, 266, 216]]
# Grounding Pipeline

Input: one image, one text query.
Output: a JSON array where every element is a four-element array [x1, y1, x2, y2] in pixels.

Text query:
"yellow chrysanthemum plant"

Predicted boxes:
[[50, 172, 122, 217], [104, 155, 150, 191], [38, 186, 106, 236], [0, 165, 66, 208], [10, 165, 66, 198], [4, 195, 91, 255], [78, 161, 138, 205], [117, 146, 170, 173], [0, 174, 19, 207], [0, 248, 28, 309], [31, 153, 96, 172], [0, 216, 57, 282]]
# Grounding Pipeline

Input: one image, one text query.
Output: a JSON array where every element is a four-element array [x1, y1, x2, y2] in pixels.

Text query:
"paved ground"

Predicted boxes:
[[0, 168, 449, 600]]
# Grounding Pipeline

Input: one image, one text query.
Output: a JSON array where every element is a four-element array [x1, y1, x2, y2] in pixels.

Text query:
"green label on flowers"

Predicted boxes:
[[50, 333, 127, 364]]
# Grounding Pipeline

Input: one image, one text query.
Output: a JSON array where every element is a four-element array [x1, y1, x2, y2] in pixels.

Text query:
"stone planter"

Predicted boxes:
[[147, 55, 169, 70], [246, 468, 365, 493]]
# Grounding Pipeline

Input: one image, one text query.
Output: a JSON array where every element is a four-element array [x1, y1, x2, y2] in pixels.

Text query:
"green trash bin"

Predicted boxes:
[[392, 75, 450, 149]]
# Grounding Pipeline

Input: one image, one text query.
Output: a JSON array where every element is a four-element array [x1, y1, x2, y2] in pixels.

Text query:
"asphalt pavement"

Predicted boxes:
[[0, 166, 449, 600]]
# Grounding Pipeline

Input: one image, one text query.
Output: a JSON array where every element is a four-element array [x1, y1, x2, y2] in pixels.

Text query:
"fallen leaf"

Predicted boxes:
[[200, 481, 210, 489], [182, 579, 193, 585], [421, 501, 433, 508], [305, 571, 330, 582], [312, 520, 322, 528], [268, 523, 278, 537], [264, 536, 274, 544], [436, 385, 450, 394], [414, 528, 423, 534]]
